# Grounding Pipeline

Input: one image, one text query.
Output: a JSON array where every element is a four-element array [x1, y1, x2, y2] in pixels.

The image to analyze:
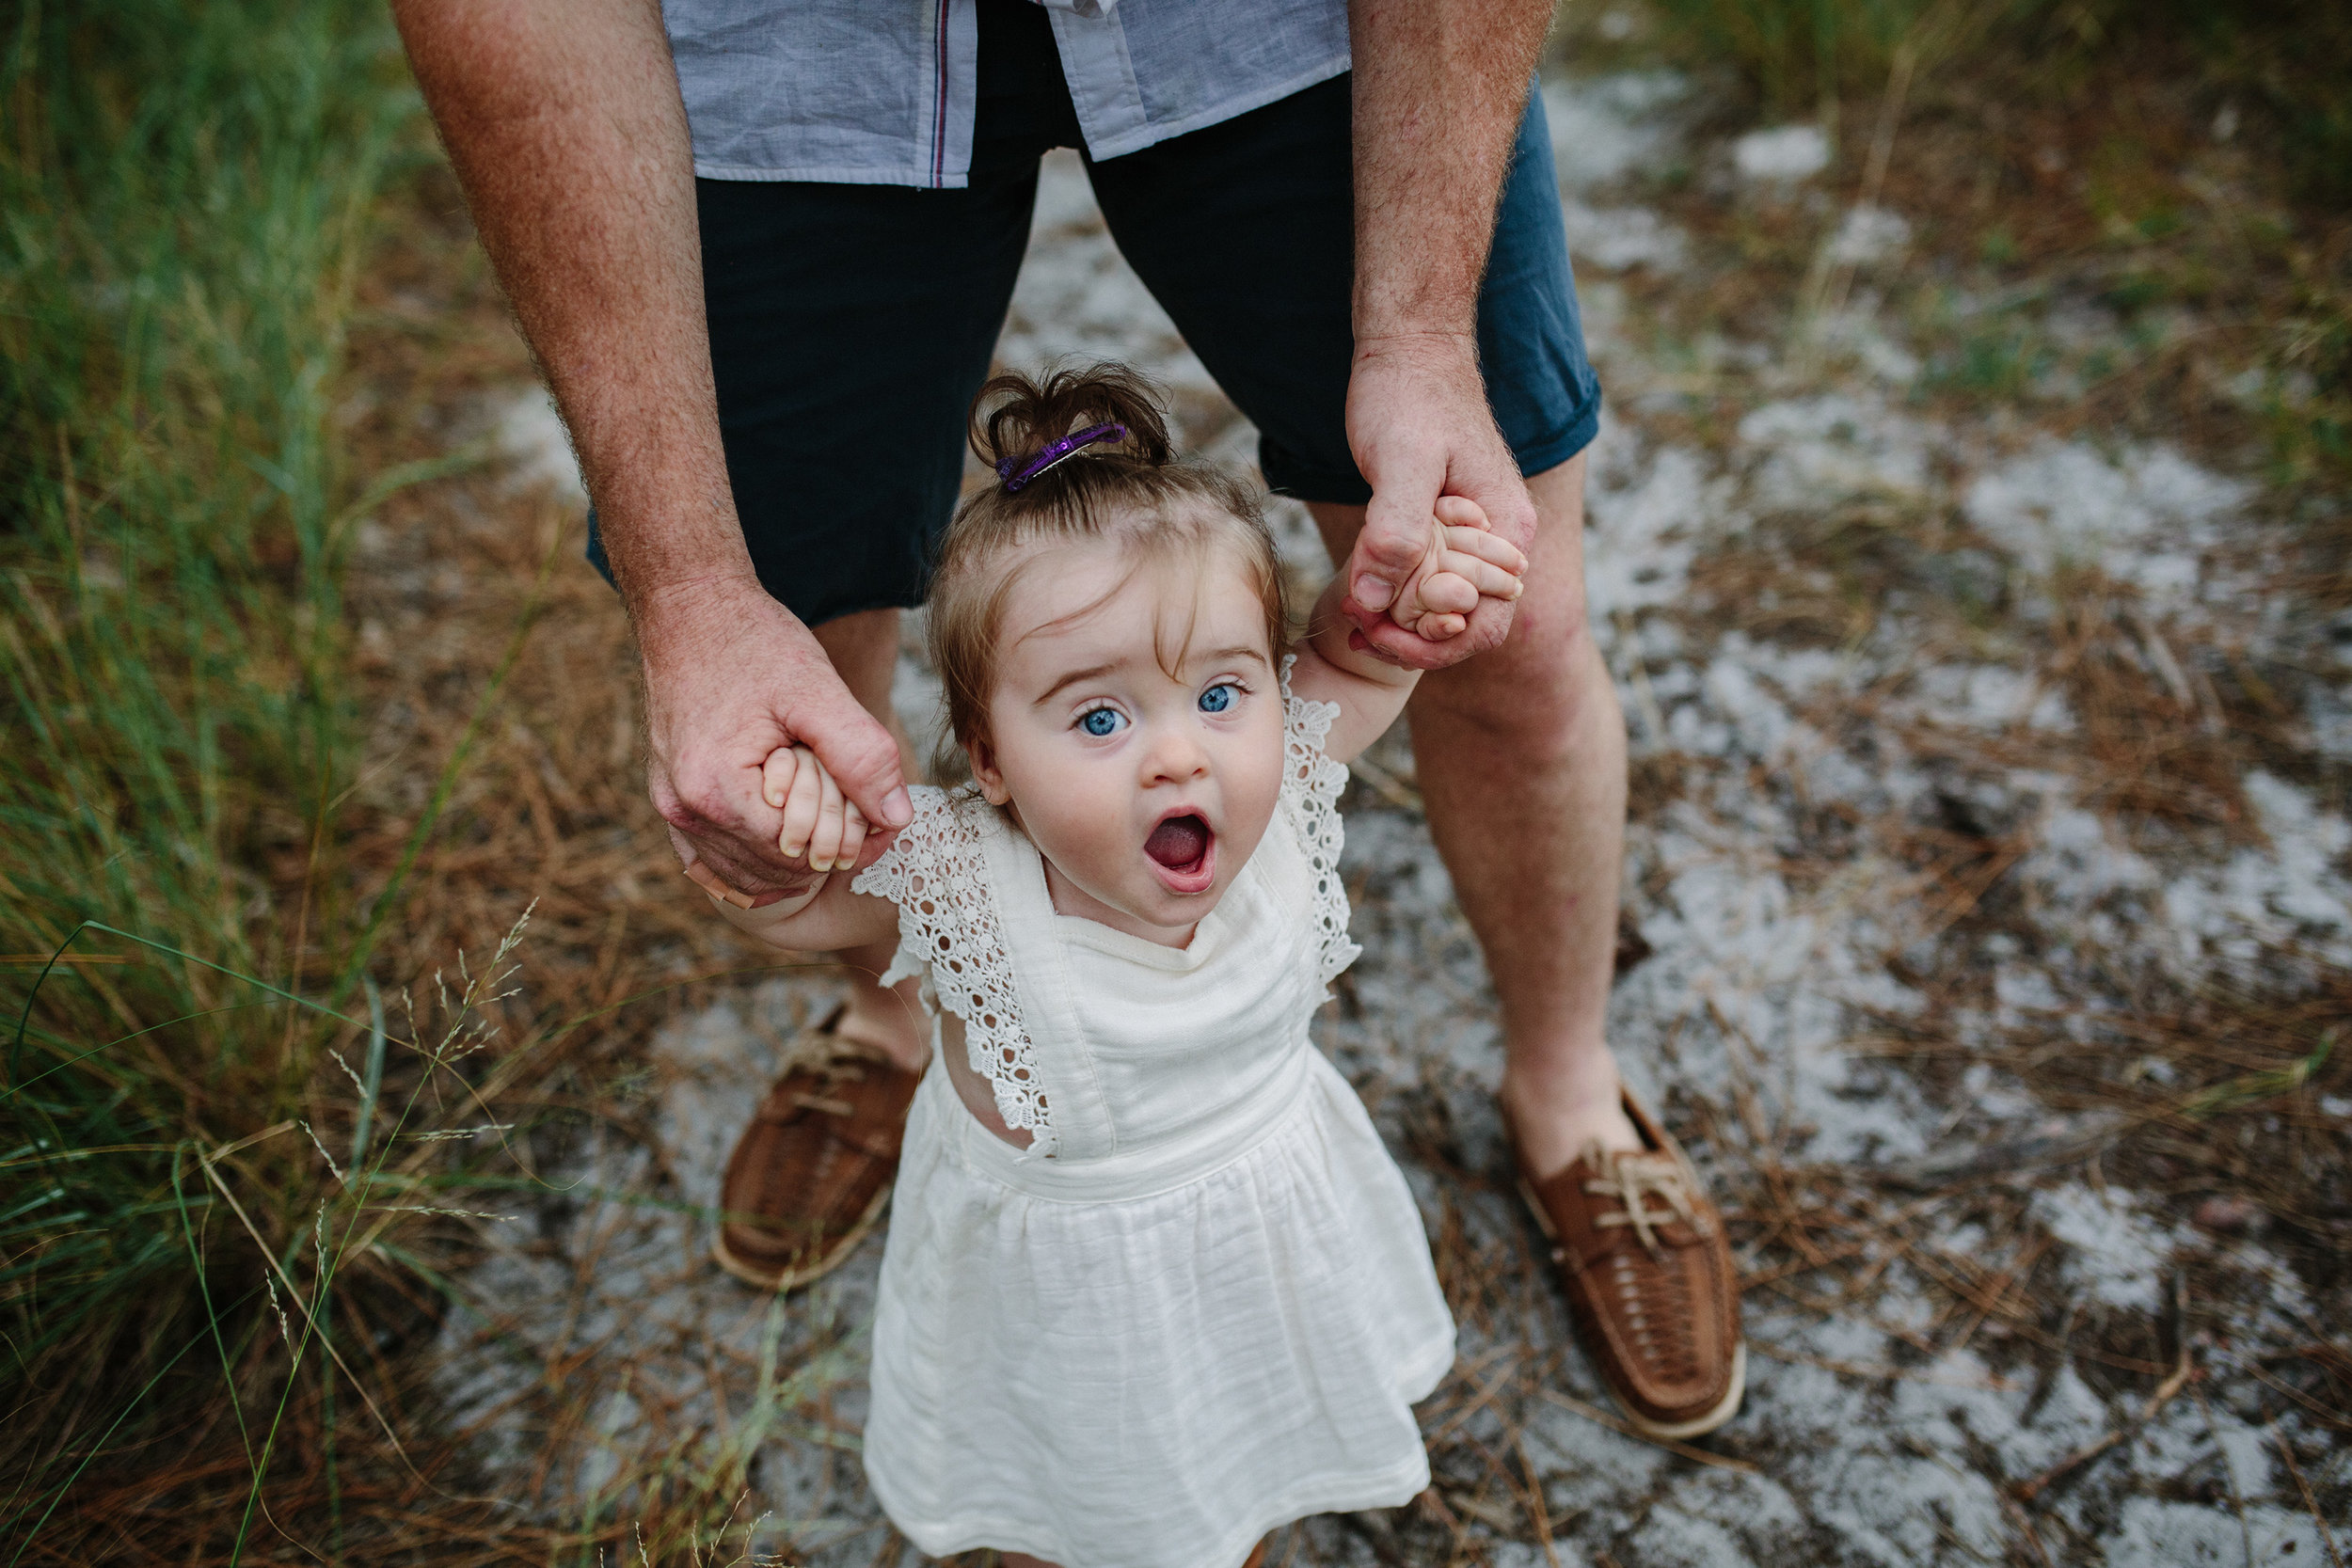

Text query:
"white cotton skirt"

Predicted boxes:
[[864, 1046, 1456, 1568]]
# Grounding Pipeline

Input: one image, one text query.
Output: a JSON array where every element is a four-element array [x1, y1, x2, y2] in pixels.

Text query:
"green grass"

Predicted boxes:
[[1642, 0, 2352, 207], [1640, 0, 2037, 119], [0, 0, 447, 1553]]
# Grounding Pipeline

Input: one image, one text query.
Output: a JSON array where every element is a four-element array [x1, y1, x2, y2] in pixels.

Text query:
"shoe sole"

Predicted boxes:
[[711, 1178, 894, 1292], [1516, 1172, 1747, 1440]]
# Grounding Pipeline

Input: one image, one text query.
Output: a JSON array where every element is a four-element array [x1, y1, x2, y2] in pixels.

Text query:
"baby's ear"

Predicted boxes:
[[966, 734, 1011, 806]]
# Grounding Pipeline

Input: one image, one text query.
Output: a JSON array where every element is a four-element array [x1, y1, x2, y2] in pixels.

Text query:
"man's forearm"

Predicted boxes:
[[1347, 0, 1554, 341], [391, 0, 754, 622]]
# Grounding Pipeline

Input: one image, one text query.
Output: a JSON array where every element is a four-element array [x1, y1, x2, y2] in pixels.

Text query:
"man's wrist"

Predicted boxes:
[[1351, 325, 1479, 359], [590, 473, 763, 638], [623, 564, 771, 647]]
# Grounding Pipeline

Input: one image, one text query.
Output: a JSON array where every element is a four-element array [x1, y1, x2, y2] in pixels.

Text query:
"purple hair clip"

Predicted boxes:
[[997, 421, 1127, 493]]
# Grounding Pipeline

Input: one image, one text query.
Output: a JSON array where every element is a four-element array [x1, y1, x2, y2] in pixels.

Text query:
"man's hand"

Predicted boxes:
[[1340, 333, 1540, 668], [642, 576, 910, 907], [1380, 494, 1527, 642]]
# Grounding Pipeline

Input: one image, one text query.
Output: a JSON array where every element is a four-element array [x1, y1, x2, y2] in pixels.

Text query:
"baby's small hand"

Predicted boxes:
[[1389, 496, 1528, 641], [761, 744, 868, 873]]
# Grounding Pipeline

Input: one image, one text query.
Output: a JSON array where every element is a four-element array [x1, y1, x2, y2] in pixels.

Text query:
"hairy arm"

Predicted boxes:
[[1342, 0, 1555, 668], [390, 0, 909, 903]]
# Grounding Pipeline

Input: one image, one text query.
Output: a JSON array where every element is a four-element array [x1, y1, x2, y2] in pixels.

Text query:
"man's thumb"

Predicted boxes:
[[1351, 491, 1437, 614], [800, 705, 912, 831]]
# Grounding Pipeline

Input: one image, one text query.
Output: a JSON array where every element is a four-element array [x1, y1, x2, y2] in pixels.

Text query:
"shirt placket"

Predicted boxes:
[[1043, 5, 1149, 159]]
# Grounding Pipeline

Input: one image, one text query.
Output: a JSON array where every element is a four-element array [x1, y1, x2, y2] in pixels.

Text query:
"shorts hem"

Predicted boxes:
[[585, 513, 929, 627], [795, 589, 931, 626], [1263, 467, 1373, 508], [1264, 388, 1604, 508], [1512, 391, 1605, 482]]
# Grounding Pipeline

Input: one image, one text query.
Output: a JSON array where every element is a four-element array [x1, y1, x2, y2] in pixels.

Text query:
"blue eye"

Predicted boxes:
[[1199, 683, 1236, 714], [1079, 706, 1123, 736]]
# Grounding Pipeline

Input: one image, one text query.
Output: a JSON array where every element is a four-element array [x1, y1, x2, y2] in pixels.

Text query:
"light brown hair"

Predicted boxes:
[[929, 362, 1287, 749]]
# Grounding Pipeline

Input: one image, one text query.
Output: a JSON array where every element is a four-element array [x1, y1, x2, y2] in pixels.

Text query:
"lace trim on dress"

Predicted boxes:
[[851, 785, 1055, 1154], [1279, 658, 1362, 989]]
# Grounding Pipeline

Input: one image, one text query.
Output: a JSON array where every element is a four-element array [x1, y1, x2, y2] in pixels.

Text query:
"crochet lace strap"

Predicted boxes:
[[1279, 658, 1362, 989], [850, 785, 1054, 1153]]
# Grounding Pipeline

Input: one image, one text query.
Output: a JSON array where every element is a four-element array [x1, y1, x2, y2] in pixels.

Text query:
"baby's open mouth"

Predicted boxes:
[[1144, 813, 1211, 873]]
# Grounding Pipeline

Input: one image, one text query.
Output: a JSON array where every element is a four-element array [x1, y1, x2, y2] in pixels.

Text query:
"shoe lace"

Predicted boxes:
[[777, 1038, 883, 1119], [1585, 1151, 1710, 1255]]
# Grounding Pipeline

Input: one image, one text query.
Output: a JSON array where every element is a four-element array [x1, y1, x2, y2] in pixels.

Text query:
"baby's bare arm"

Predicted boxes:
[[1288, 577, 1422, 765], [703, 871, 898, 952]]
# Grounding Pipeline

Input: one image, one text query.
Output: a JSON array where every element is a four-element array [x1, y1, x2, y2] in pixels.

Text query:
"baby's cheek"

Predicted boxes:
[[1231, 741, 1287, 846], [1046, 775, 1141, 883]]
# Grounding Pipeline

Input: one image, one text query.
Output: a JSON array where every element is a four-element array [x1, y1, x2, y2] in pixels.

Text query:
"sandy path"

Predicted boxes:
[[427, 70, 2350, 1568]]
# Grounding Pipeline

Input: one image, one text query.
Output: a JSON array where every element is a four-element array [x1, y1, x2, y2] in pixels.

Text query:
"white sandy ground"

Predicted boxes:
[[459, 70, 2349, 1565]]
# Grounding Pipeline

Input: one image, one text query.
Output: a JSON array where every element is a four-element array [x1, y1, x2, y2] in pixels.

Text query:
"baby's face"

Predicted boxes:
[[972, 535, 1284, 945]]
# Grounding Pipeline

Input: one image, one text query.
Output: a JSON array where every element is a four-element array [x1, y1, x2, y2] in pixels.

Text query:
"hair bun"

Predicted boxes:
[[968, 362, 1173, 491]]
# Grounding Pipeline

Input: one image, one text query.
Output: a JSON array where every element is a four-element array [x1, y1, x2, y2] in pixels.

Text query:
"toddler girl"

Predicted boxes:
[[707, 364, 1528, 1568]]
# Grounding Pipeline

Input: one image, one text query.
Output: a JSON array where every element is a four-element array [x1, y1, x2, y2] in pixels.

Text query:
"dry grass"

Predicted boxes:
[[13, 153, 799, 1565]]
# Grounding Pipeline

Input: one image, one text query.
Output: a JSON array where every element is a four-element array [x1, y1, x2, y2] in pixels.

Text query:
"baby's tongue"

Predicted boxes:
[[1145, 815, 1208, 869]]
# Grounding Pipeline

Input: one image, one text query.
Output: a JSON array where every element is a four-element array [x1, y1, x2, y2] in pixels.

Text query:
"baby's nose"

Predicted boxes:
[[1140, 726, 1210, 784]]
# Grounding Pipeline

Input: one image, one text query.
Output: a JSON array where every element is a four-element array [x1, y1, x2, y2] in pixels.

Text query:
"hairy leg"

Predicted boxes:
[[1309, 454, 1640, 1177], [810, 608, 930, 1072]]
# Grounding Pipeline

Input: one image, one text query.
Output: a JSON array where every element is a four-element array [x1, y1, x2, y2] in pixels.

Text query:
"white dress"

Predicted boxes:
[[850, 686, 1455, 1568]]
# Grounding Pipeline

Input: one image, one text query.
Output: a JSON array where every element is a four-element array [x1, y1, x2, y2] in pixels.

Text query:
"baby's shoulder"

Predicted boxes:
[[1278, 661, 1343, 778], [852, 784, 999, 900]]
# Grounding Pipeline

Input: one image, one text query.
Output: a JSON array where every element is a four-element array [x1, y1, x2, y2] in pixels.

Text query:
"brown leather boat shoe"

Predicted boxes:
[[712, 1006, 922, 1291], [1513, 1088, 1745, 1439]]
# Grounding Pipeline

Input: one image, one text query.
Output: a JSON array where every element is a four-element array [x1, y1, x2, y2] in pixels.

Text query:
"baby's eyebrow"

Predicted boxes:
[[1032, 659, 1126, 706], [1196, 645, 1271, 671]]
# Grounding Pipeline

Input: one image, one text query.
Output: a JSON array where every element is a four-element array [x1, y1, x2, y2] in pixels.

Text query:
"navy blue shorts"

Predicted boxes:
[[590, 0, 1600, 626]]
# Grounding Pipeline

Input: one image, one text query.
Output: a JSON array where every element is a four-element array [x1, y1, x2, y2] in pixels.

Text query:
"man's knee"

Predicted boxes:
[[1418, 578, 1613, 741]]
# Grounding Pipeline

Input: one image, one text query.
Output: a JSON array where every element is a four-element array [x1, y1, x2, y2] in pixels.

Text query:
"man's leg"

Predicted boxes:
[[1308, 454, 1640, 1178], [808, 608, 928, 1073]]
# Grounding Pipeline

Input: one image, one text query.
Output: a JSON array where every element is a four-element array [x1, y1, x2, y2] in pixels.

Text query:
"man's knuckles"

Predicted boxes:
[[661, 773, 766, 836]]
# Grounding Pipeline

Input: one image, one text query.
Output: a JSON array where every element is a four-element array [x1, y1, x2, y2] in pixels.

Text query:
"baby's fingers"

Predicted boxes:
[[1413, 567, 1482, 617], [760, 747, 801, 811], [1433, 495, 1491, 532], [834, 803, 868, 872], [778, 746, 824, 860], [1435, 546, 1526, 600], [808, 763, 850, 872], [1408, 608, 1470, 641], [1440, 523, 1528, 578]]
